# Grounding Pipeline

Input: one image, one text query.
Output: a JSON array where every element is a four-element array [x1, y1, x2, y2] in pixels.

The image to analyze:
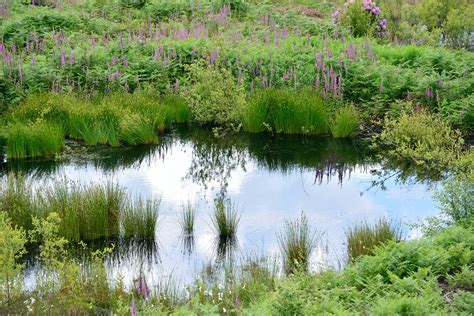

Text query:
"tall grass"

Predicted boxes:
[[6, 122, 64, 158], [179, 201, 196, 236], [211, 199, 240, 240], [123, 197, 160, 239], [277, 212, 318, 274], [346, 218, 403, 262], [0, 173, 37, 230], [43, 180, 126, 241], [330, 105, 358, 138], [244, 89, 329, 135], [211, 199, 240, 259], [119, 113, 159, 145], [0, 174, 161, 242], [5, 92, 191, 156]]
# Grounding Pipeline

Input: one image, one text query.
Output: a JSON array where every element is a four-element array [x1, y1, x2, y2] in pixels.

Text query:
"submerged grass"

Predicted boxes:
[[346, 218, 403, 262], [330, 105, 358, 138], [277, 212, 318, 274], [244, 89, 329, 135], [6, 122, 64, 158]]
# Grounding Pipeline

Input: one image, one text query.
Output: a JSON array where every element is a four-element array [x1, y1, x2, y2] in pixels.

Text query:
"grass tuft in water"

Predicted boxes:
[[119, 113, 159, 146], [7, 122, 64, 158], [211, 198, 240, 240], [244, 89, 329, 135], [123, 197, 160, 239], [43, 180, 126, 241], [277, 212, 318, 275], [330, 105, 358, 138], [0, 173, 37, 230], [179, 201, 196, 236], [346, 218, 403, 262]]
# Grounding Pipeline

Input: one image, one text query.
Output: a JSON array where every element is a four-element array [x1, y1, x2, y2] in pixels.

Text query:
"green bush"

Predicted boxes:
[[184, 62, 246, 127], [0, 212, 27, 307], [377, 109, 464, 173]]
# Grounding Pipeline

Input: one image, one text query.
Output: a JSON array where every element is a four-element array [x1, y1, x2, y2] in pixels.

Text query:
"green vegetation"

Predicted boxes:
[[3, 92, 191, 157], [179, 201, 196, 236], [0, 175, 158, 241], [7, 122, 64, 158], [277, 212, 318, 274], [346, 217, 402, 262], [244, 89, 329, 135], [0, 0, 473, 314], [211, 198, 240, 241], [330, 104, 358, 138]]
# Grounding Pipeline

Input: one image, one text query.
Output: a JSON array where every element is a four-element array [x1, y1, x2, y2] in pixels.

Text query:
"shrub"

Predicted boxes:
[[330, 105, 358, 138], [332, 0, 387, 37], [244, 89, 329, 135], [0, 212, 27, 306], [184, 62, 246, 127], [377, 109, 464, 174]]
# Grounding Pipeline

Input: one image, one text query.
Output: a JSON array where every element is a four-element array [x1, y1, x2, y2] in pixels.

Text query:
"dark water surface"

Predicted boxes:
[[1, 127, 439, 287]]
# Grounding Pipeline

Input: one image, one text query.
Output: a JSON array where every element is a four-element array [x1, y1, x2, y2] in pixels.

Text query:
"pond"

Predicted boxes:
[[1, 126, 439, 288]]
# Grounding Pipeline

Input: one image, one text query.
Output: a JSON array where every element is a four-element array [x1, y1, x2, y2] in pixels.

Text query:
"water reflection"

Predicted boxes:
[[1, 126, 439, 286]]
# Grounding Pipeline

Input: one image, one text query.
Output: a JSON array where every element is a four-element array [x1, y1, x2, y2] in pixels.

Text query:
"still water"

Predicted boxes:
[[1, 127, 439, 287]]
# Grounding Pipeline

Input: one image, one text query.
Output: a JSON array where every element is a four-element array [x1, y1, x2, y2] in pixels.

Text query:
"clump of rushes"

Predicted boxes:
[[43, 180, 126, 241], [211, 198, 241, 240], [346, 218, 403, 262], [0, 173, 37, 230], [244, 89, 329, 135], [330, 105, 358, 138], [119, 113, 159, 145], [6, 122, 64, 158], [277, 212, 318, 274], [160, 95, 191, 124], [123, 197, 160, 239], [179, 201, 196, 236]]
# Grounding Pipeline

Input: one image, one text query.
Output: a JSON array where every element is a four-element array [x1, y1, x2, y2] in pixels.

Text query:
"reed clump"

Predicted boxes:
[[0, 174, 159, 242], [6, 122, 64, 159], [179, 201, 196, 236], [277, 212, 318, 274], [244, 89, 329, 135], [330, 105, 358, 138], [5, 92, 191, 156], [211, 199, 240, 240], [346, 218, 403, 262], [123, 197, 160, 239], [0, 173, 37, 230]]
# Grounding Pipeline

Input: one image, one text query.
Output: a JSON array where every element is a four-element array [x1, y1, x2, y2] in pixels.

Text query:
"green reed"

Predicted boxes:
[[6, 122, 64, 159], [122, 197, 160, 239], [330, 105, 358, 138], [179, 201, 196, 236], [42, 180, 126, 241], [211, 199, 241, 240], [0, 173, 38, 230], [346, 218, 403, 262], [277, 212, 318, 274], [244, 89, 329, 135]]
